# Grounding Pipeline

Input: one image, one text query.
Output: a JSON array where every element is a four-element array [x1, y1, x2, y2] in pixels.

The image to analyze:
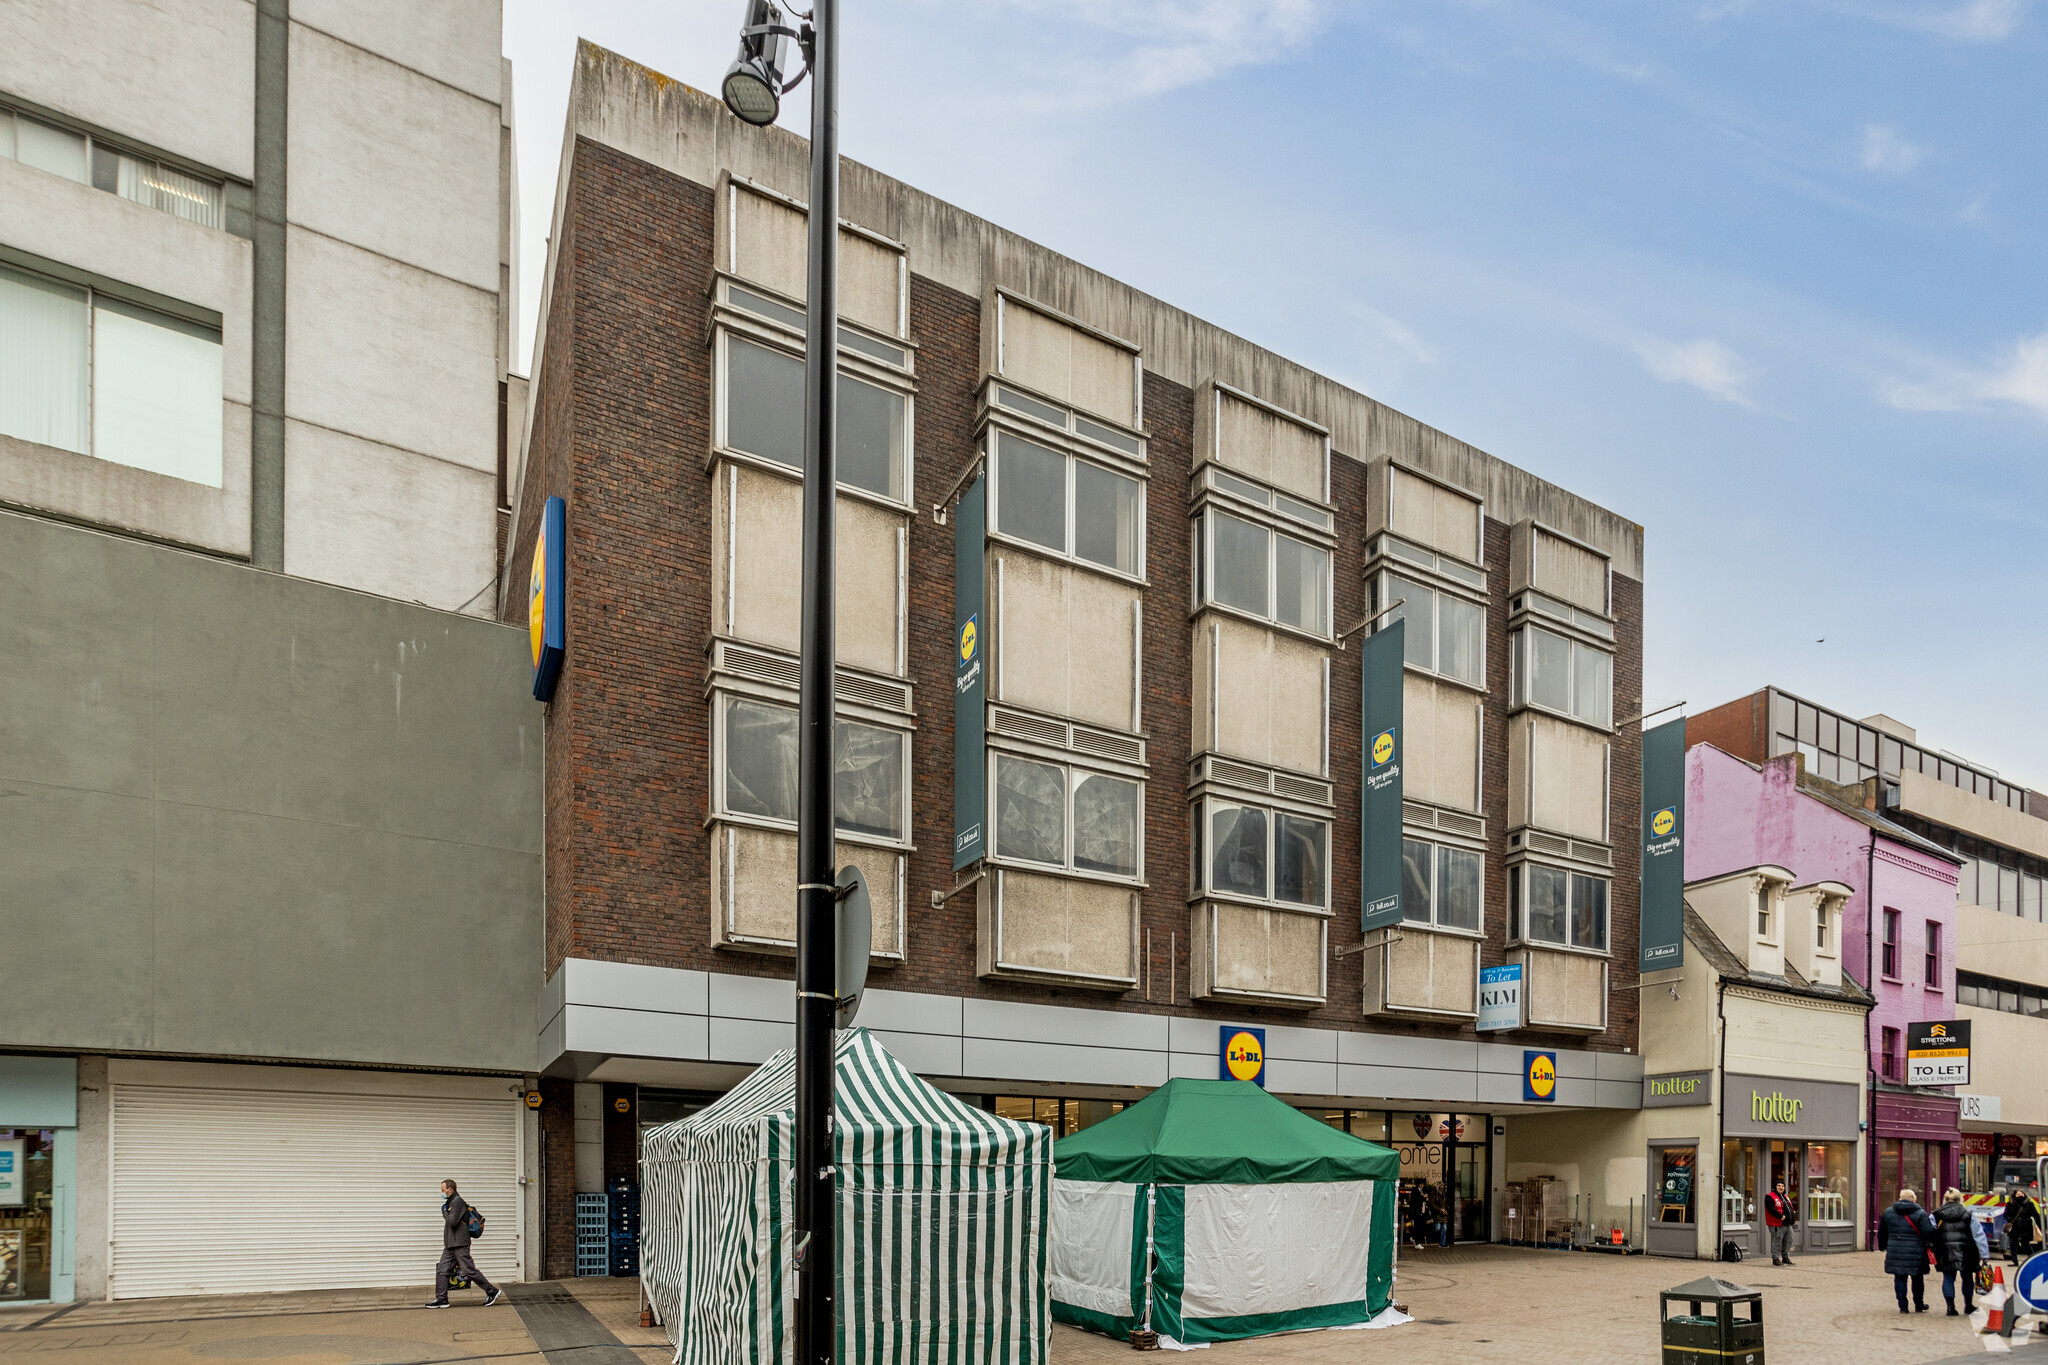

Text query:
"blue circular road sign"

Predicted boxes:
[[2016, 1252, 2048, 1313]]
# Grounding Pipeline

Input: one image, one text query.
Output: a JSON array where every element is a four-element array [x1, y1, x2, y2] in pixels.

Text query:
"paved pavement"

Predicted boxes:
[[0, 1250, 2041, 1363]]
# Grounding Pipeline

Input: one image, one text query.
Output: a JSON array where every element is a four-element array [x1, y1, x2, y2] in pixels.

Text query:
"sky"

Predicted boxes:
[[503, 0, 2048, 789]]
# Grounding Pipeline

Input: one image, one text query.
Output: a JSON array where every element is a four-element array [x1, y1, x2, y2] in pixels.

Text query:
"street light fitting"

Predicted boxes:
[[722, 0, 812, 127]]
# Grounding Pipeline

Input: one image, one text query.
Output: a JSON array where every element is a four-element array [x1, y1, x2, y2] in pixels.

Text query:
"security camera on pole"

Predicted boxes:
[[720, 6, 855, 1363]]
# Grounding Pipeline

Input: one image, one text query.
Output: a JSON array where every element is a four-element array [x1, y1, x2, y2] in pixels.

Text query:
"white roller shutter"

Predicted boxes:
[[111, 1082, 520, 1298]]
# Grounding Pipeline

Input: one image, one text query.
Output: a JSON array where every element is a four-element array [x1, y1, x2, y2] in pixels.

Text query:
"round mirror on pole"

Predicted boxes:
[[835, 864, 871, 1028]]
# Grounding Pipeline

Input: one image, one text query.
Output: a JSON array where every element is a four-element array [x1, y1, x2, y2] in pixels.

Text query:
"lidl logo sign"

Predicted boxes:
[[959, 615, 978, 662], [1221, 1027, 1267, 1087], [529, 496, 567, 702], [1371, 729, 1395, 767], [1524, 1050, 1558, 1102], [528, 536, 548, 670], [1651, 807, 1676, 838]]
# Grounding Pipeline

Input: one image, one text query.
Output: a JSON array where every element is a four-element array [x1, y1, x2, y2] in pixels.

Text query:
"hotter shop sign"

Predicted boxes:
[[1722, 1073, 1861, 1140], [1642, 1069, 1711, 1108]]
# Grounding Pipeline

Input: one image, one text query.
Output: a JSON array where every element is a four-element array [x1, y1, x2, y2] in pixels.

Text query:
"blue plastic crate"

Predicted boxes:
[[575, 1192, 610, 1276]]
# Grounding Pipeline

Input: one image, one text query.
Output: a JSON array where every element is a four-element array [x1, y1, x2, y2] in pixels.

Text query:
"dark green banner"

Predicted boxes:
[[1361, 619, 1404, 933], [1640, 716, 1686, 971], [953, 475, 987, 870]]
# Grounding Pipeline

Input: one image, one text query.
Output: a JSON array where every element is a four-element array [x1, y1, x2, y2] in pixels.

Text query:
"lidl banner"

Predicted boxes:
[[1220, 1026, 1267, 1087], [1524, 1050, 1558, 1103], [952, 476, 987, 869], [1360, 619, 1404, 933], [1639, 717, 1685, 972], [529, 495, 566, 702]]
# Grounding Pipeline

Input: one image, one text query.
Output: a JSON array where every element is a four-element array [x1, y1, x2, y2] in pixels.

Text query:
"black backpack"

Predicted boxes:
[[466, 1205, 486, 1239]]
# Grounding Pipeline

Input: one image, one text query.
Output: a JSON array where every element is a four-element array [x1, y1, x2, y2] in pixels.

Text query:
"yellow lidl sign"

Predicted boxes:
[[959, 616, 977, 662], [1221, 1027, 1266, 1087], [1652, 807, 1676, 838], [528, 536, 547, 669], [1524, 1050, 1557, 1102], [1372, 729, 1395, 767], [529, 496, 566, 701]]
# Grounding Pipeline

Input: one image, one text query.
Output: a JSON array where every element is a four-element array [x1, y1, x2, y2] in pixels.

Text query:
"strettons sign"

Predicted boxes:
[[1906, 1020, 1971, 1087]]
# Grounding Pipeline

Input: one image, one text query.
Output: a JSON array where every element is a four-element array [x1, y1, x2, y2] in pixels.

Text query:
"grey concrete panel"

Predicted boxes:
[[1597, 1052, 1648, 1083], [962, 1037, 1166, 1090], [859, 988, 965, 1036], [1337, 1064, 1480, 1104], [0, 512, 540, 1072], [707, 972, 795, 1024], [1336, 1029, 1480, 1071], [1263, 1057, 1342, 1096], [709, 1015, 797, 1065], [283, 420, 498, 616], [286, 25, 501, 291], [559, 1005, 708, 1065], [870, 1028, 964, 1078], [291, 0, 503, 104], [961, 997, 1170, 1053], [559, 959, 708, 1017], [0, 0, 254, 177]]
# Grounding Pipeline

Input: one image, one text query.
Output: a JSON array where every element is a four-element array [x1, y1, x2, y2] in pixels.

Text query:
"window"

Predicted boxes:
[[991, 753, 1141, 879], [1959, 971, 2048, 1019], [0, 264, 223, 484], [1379, 575, 1483, 687], [992, 431, 1142, 575], [1, 105, 224, 228], [1509, 625, 1611, 727], [994, 384, 1142, 458], [1401, 838, 1482, 932], [1924, 922, 1941, 988], [722, 334, 907, 501], [719, 695, 906, 841], [1198, 799, 1328, 908], [1756, 887, 1773, 942], [1881, 908, 1901, 979], [1201, 510, 1329, 634], [1511, 587, 1612, 639], [1816, 902, 1831, 952], [1511, 863, 1608, 951], [1210, 465, 1331, 530], [1880, 1026, 1902, 1083]]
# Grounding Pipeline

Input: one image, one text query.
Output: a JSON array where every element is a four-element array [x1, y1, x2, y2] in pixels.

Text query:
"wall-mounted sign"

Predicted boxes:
[[1963, 1133, 1995, 1157], [1723, 1073, 1860, 1139], [1477, 963, 1523, 1032], [529, 495, 567, 701], [1639, 718, 1686, 972], [1907, 1020, 1971, 1087], [1642, 1069, 1712, 1108], [613, 1097, 631, 1113], [1360, 620, 1404, 933], [1220, 1027, 1266, 1087], [1524, 1050, 1557, 1103], [0, 1140, 19, 1208], [1960, 1094, 2001, 1122], [952, 475, 987, 869], [524, 1091, 543, 1109]]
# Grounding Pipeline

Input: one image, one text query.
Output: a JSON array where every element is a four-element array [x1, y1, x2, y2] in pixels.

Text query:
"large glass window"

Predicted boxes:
[[1512, 863, 1608, 951], [1202, 799, 1328, 908], [723, 335, 907, 500], [1, 105, 223, 227], [1381, 575, 1483, 686], [719, 695, 906, 840], [1402, 837, 1482, 931], [0, 264, 222, 484], [1510, 625, 1611, 727], [992, 432, 1142, 575], [1203, 510, 1329, 635], [992, 753, 1142, 878]]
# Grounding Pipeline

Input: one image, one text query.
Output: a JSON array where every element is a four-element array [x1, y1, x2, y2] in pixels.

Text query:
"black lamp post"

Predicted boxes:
[[721, 5, 838, 1364]]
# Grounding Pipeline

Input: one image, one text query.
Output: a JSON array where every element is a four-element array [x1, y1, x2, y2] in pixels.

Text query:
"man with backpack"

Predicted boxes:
[[426, 1178, 503, 1308]]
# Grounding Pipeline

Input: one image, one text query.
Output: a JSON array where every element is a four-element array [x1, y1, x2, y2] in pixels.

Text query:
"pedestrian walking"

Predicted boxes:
[[2006, 1189, 2042, 1264], [1933, 1188, 1982, 1317], [1877, 1188, 1939, 1315], [1764, 1180, 1797, 1265], [425, 1178, 503, 1309]]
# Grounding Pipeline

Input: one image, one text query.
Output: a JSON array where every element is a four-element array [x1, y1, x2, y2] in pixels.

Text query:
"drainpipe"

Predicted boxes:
[[1865, 831, 1878, 1247], [1716, 969, 1729, 1262]]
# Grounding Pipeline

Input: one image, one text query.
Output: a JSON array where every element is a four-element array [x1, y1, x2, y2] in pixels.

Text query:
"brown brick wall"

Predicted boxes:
[[1688, 690, 1767, 764], [537, 1076, 576, 1279]]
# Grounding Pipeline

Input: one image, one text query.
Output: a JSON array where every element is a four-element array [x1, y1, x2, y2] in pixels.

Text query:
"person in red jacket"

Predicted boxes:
[[1764, 1179, 1798, 1265]]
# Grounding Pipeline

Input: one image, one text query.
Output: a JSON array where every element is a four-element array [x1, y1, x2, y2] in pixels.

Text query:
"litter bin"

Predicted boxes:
[[1660, 1276, 1763, 1365]]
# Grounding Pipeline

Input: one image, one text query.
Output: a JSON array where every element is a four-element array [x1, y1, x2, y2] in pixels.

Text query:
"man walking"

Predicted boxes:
[[1764, 1179, 1797, 1265], [426, 1178, 503, 1308]]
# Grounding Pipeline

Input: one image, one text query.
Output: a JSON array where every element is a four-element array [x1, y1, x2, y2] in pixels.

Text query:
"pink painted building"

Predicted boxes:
[[1685, 743, 1963, 1233]]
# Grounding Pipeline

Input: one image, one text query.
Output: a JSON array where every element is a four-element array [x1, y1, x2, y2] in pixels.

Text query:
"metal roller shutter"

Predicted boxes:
[[111, 1083, 520, 1298]]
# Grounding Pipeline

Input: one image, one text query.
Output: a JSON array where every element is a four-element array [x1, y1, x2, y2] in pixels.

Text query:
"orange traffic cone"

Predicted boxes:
[[1984, 1264, 2011, 1336]]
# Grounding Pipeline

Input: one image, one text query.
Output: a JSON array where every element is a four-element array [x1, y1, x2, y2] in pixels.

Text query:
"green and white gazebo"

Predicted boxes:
[[1050, 1078, 1403, 1346], [640, 1028, 1052, 1365]]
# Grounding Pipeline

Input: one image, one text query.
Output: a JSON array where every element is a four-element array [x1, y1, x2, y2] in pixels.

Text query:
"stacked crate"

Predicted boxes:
[[607, 1175, 641, 1278], [575, 1192, 609, 1276]]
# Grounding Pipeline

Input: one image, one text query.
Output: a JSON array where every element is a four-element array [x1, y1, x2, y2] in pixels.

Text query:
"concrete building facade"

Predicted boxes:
[[504, 41, 1651, 1275], [0, 2, 538, 1304]]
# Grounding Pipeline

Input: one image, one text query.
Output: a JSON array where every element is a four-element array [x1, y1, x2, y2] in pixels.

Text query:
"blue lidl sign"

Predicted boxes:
[[1524, 1050, 1558, 1102], [529, 495, 567, 701], [1221, 1027, 1267, 1087]]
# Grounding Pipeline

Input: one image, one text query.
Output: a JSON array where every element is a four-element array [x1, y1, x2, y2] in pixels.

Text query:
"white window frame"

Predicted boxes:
[[712, 323, 916, 509], [1374, 569, 1486, 689], [1199, 509, 1332, 639], [1401, 834, 1485, 936], [0, 102, 227, 230], [1194, 794, 1332, 912], [1755, 885, 1776, 946], [711, 690, 913, 850], [1510, 860, 1611, 955], [1509, 623, 1613, 729], [987, 751, 1146, 885], [986, 428, 1147, 581]]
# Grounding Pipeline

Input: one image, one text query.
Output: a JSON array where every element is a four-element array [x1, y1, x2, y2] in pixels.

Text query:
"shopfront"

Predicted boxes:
[[1312, 1109, 1491, 1245], [0, 1057, 76, 1304], [1870, 1092, 1960, 1231], [1722, 1074, 1862, 1256]]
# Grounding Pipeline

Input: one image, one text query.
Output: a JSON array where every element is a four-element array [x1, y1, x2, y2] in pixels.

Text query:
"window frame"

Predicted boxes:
[[1881, 908, 1902, 981], [1374, 568, 1487, 690], [0, 101, 229, 230], [1192, 793, 1332, 913], [1507, 860, 1611, 955], [711, 689, 914, 851], [1508, 622, 1614, 730], [986, 749, 1146, 886], [1399, 834, 1485, 936], [1197, 507, 1332, 639], [984, 426, 1148, 582], [1924, 921, 1941, 990]]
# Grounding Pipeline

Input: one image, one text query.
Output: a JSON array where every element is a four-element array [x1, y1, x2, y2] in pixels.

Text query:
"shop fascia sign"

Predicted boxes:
[[1750, 1089, 1803, 1124], [1642, 1069, 1711, 1108]]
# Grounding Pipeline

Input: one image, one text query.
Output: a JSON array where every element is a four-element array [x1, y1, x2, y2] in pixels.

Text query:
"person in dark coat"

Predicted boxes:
[[425, 1178, 502, 1309], [2006, 1190, 2042, 1264], [1932, 1188, 1982, 1316], [1877, 1189, 1939, 1314]]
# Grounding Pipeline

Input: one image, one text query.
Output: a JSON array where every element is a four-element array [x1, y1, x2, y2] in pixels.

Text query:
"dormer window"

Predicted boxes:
[[1816, 905, 1830, 952], [1756, 886, 1773, 942]]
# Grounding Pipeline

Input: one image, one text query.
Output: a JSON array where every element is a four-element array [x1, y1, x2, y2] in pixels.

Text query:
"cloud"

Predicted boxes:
[[984, 0, 1328, 108], [1860, 124, 1926, 173], [1355, 302, 1438, 365], [1831, 0, 2026, 41], [1884, 331, 2048, 418], [1633, 337, 1756, 406]]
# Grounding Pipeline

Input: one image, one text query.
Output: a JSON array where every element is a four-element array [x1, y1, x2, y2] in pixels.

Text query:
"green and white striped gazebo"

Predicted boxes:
[[640, 1028, 1052, 1365]]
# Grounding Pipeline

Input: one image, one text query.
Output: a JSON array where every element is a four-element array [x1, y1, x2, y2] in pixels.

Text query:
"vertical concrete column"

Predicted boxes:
[[250, 0, 288, 570], [573, 1082, 603, 1193], [73, 1057, 108, 1301], [520, 1076, 541, 1281]]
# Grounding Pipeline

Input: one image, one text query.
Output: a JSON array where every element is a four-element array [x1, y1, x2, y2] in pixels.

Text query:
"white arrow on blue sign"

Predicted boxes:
[[2016, 1252, 2048, 1314]]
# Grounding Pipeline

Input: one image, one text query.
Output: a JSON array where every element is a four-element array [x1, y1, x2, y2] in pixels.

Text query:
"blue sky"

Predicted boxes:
[[505, 1, 2048, 787]]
